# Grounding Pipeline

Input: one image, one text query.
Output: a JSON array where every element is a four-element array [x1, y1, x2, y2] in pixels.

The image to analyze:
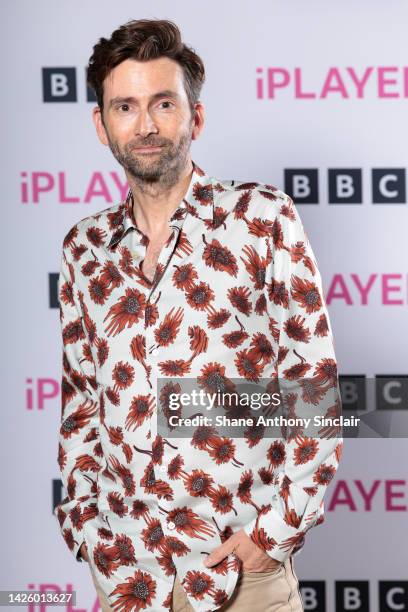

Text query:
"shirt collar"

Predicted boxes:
[[106, 160, 215, 249]]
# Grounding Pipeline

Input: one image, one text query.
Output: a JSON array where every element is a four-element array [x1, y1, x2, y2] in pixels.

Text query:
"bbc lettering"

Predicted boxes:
[[295, 581, 408, 611], [284, 169, 406, 204]]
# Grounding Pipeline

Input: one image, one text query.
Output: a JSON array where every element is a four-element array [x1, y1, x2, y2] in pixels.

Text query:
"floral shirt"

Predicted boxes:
[[54, 160, 343, 611]]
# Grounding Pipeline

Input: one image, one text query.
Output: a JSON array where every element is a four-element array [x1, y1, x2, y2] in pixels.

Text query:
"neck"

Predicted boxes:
[[126, 158, 194, 239]]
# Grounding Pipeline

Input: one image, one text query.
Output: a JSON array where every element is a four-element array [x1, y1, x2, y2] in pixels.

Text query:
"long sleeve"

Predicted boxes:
[[243, 194, 343, 563], [54, 242, 103, 562]]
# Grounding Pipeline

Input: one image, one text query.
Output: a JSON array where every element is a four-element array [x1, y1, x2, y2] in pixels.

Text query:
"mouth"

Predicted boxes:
[[133, 146, 163, 153]]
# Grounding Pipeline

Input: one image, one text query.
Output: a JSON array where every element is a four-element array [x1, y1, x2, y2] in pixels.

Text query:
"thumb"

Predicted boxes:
[[204, 539, 234, 567]]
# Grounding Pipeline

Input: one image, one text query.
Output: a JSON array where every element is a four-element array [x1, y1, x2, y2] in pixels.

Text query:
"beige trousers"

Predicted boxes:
[[90, 555, 303, 611]]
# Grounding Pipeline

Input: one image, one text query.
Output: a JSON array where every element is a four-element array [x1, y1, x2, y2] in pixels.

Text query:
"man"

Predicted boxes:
[[55, 18, 343, 612]]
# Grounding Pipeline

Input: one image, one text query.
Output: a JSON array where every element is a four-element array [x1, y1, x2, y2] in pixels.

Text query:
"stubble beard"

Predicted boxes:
[[106, 123, 194, 190]]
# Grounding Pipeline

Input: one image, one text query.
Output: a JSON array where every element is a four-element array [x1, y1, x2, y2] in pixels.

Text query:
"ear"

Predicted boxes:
[[92, 105, 109, 146], [191, 102, 205, 141]]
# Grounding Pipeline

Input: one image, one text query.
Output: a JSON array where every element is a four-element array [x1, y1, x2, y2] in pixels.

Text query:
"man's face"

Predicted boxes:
[[93, 57, 203, 184]]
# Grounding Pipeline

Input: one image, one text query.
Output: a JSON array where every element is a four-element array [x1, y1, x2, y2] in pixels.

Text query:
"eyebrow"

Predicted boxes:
[[108, 90, 180, 109]]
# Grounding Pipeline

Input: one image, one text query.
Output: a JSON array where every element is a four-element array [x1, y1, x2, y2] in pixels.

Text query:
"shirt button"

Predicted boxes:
[[152, 348, 160, 356], [159, 464, 167, 473], [168, 521, 176, 530]]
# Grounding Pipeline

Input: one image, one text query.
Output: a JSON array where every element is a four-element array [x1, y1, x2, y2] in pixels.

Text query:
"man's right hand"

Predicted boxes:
[[79, 542, 90, 562]]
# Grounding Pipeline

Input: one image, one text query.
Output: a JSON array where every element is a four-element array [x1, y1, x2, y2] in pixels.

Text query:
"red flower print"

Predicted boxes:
[[240, 244, 269, 290], [158, 360, 191, 376], [293, 437, 319, 465], [165, 507, 216, 539], [62, 318, 85, 345], [110, 569, 157, 611], [202, 237, 238, 276], [89, 276, 111, 305], [222, 329, 249, 348], [60, 399, 97, 439], [291, 275, 322, 314], [125, 394, 154, 431], [183, 570, 215, 601], [86, 225, 106, 247], [60, 278, 75, 307], [112, 361, 135, 390], [211, 206, 228, 230], [314, 358, 338, 386], [109, 456, 136, 496], [250, 525, 278, 552], [62, 527, 75, 551], [267, 440, 286, 468], [233, 190, 251, 219], [270, 217, 287, 250], [156, 551, 176, 577], [154, 307, 183, 346], [208, 486, 236, 515], [267, 278, 289, 308], [95, 337, 109, 366], [112, 534, 137, 566], [299, 378, 327, 405], [314, 313, 329, 337], [258, 467, 273, 484], [246, 217, 274, 238], [249, 332, 275, 362], [107, 492, 128, 517], [185, 282, 215, 311], [227, 286, 252, 316], [104, 288, 146, 337], [207, 309, 231, 328], [313, 463, 336, 486], [259, 189, 278, 201], [197, 362, 235, 396], [282, 362, 312, 380], [130, 335, 146, 362], [188, 325, 209, 356], [130, 499, 149, 520], [235, 349, 264, 382], [237, 470, 253, 504], [193, 182, 213, 205], [100, 261, 124, 289], [63, 226, 78, 249], [93, 541, 119, 578], [172, 263, 198, 290], [183, 469, 214, 497], [284, 315, 311, 343], [141, 519, 165, 552]]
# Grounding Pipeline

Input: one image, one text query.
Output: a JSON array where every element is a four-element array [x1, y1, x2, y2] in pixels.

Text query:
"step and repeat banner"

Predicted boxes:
[[2, 1, 407, 611]]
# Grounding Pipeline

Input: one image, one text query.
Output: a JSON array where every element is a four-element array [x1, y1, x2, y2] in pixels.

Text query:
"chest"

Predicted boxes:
[[142, 229, 173, 283]]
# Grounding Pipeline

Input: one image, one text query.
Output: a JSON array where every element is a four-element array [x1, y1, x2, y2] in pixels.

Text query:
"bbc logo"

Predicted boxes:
[[284, 168, 406, 204], [298, 580, 408, 611], [42, 67, 96, 103]]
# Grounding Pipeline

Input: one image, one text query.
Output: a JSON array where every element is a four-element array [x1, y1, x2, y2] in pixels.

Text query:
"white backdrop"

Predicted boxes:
[[2, 1, 407, 611]]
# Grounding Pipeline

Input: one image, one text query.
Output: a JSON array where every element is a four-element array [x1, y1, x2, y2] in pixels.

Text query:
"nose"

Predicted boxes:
[[135, 109, 158, 138]]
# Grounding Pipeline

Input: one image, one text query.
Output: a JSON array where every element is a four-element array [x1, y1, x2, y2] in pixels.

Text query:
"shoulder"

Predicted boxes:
[[211, 174, 296, 221], [61, 200, 124, 255]]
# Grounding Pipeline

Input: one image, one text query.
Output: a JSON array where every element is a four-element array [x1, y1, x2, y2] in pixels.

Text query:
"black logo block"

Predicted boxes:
[[379, 581, 408, 612], [328, 169, 362, 204], [284, 169, 319, 204], [372, 169, 406, 204], [298, 581, 325, 611], [42, 67, 77, 102], [336, 581, 369, 611]]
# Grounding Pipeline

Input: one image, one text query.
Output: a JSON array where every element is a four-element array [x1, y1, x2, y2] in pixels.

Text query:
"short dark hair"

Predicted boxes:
[[86, 18, 205, 117]]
